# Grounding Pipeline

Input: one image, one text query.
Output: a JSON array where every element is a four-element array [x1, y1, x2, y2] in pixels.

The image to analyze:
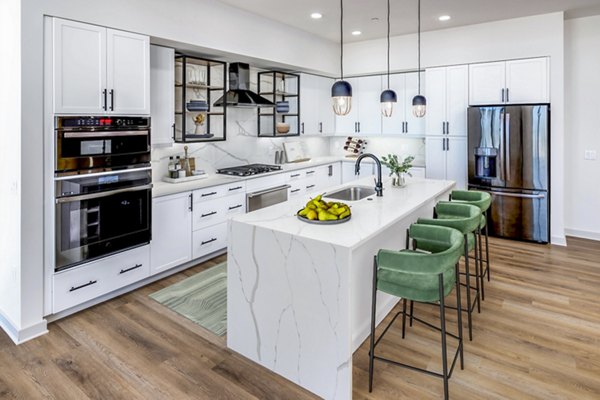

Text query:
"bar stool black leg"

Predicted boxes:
[[484, 211, 490, 282], [455, 262, 464, 370], [409, 301, 414, 327], [368, 256, 377, 393], [474, 231, 481, 314], [463, 235, 473, 341], [401, 298, 407, 339], [438, 273, 449, 400], [478, 226, 485, 301]]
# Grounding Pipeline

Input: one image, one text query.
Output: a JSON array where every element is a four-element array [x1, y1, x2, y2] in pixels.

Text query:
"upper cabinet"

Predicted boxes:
[[381, 72, 426, 136], [150, 45, 175, 146], [52, 18, 150, 115], [425, 65, 468, 136], [299, 74, 335, 135], [335, 76, 382, 136], [469, 57, 549, 105]]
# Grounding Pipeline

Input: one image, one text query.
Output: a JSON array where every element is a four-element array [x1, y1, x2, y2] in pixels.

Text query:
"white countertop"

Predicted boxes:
[[152, 155, 426, 198], [230, 176, 454, 249]]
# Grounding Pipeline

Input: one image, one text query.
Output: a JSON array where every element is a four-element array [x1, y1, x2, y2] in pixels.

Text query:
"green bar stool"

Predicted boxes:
[[417, 202, 482, 340], [448, 190, 492, 300], [369, 224, 464, 400]]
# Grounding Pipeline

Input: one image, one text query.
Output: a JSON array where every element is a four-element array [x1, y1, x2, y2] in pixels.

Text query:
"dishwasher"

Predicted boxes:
[[247, 184, 291, 212]]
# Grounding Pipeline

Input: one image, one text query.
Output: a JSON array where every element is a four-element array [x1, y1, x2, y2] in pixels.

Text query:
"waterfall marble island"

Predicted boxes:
[[227, 175, 454, 399]]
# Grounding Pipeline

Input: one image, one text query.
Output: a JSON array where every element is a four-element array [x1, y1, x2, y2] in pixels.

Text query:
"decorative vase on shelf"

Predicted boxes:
[[392, 172, 407, 188]]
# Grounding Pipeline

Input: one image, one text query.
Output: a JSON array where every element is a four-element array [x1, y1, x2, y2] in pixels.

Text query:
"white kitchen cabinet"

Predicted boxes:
[[150, 192, 193, 275], [425, 65, 468, 136], [381, 72, 425, 136], [505, 58, 549, 104], [300, 74, 336, 136], [52, 18, 107, 114], [335, 76, 381, 136], [469, 58, 549, 105], [426, 137, 467, 189], [52, 18, 150, 115], [150, 45, 175, 146]]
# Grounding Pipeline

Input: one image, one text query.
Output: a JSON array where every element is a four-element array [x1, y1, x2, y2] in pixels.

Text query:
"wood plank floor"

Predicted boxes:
[[1, 237, 599, 399]]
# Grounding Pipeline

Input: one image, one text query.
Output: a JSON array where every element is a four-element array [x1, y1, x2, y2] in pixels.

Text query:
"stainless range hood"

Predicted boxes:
[[214, 63, 274, 108]]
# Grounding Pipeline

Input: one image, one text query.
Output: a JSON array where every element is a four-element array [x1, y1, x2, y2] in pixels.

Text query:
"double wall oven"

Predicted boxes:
[[54, 116, 152, 271]]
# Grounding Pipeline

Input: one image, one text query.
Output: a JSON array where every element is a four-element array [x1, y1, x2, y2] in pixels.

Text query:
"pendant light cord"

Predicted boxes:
[[387, 0, 390, 89], [340, 0, 344, 80], [417, 0, 421, 94]]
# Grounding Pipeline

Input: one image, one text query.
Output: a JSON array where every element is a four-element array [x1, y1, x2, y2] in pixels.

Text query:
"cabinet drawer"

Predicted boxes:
[[289, 180, 307, 199], [193, 181, 246, 201], [192, 222, 228, 259], [193, 193, 246, 230], [53, 245, 150, 313], [285, 170, 305, 182]]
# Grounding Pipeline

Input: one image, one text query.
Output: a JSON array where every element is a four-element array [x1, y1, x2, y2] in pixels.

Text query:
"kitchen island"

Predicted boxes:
[[227, 176, 454, 399]]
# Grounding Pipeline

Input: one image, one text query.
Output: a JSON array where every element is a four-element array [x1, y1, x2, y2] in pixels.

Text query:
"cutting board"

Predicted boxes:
[[283, 141, 309, 163]]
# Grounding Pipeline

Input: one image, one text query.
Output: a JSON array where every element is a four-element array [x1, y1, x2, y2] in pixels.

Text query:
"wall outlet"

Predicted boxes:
[[584, 150, 597, 160]]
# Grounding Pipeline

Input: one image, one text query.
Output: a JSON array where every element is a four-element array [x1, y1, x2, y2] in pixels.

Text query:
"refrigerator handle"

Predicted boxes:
[[505, 113, 511, 182], [498, 110, 505, 182]]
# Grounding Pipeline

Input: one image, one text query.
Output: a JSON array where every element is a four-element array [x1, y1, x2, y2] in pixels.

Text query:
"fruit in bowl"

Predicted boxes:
[[297, 194, 351, 222]]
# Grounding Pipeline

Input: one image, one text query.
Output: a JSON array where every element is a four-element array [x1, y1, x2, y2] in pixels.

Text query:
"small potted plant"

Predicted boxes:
[[381, 154, 415, 187]]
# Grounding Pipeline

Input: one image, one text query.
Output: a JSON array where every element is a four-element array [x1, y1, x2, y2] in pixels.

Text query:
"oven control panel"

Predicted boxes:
[[57, 116, 150, 129]]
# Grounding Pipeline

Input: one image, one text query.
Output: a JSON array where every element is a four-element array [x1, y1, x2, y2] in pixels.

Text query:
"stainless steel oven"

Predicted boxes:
[[55, 167, 152, 271], [55, 116, 151, 175]]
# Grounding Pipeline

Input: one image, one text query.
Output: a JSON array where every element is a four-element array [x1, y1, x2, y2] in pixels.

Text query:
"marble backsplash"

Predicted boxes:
[[329, 136, 426, 167], [151, 107, 331, 178]]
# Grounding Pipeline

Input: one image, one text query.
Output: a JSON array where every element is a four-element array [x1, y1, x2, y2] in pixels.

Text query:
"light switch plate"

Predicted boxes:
[[584, 150, 597, 160]]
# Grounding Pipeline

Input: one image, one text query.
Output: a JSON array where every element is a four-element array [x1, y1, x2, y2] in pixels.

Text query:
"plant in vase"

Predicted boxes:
[[381, 154, 415, 187]]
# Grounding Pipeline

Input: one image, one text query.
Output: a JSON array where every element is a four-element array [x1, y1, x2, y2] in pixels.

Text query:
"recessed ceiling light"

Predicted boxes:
[[438, 15, 451, 21], [352, 30, 362, 36], [310, 12, 323, 19]]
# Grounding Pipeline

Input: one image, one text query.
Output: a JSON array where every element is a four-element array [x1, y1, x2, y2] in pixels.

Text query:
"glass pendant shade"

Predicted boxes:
[[412, 94, 427, 118], [332, 80, 353, 116], [380, 89, 397, 117]]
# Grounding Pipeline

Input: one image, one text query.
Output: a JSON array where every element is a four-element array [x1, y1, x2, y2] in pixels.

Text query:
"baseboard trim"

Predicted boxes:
[[0, 309, 48, 345], [551, 235, 567, 246], [564, 228, 600, 242]]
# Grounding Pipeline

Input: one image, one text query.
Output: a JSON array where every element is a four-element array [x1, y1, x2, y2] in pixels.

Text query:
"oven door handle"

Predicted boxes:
[[247, 184, 291, 198], [56, 184, 153, 203], [54, 166, 152, 181], [63, 130, 150, 138]]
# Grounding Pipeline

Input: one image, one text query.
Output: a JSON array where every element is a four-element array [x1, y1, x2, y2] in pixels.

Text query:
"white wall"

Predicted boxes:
[[0, 0, 23, 337], [345, 13, 566, 245], [564, 15, 600, 240]]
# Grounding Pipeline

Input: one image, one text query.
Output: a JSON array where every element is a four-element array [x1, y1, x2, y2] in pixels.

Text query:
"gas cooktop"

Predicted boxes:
[[217, 163, 282, 177]]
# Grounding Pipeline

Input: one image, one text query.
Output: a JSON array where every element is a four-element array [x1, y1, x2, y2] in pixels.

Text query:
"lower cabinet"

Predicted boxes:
[[192, 222, 228, 259], [150, 191, 193, 275], [53, 245, 150, 313]]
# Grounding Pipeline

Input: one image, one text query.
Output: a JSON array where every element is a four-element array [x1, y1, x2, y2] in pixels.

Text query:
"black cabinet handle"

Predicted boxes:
[[306, 184, 316, 189], [291, 188, 301, 193], [506, 88, 510, 102], [201, 191, 217, 197], [201, 238, 217, 245], [201, 211, 217, 218], [301, 122, 304, 134], [189, 193, 193, 211], [120, 264, 142, 274], [228, 186, 243, 191], [501, 88, 505, 102], [328, 165, 333, 176], [109, 89, 114, 111], [228, 204, 243, 210], [319, 122, 323, 133], [442, 138, 446, 151], [306, 170, 315, 175], [442, 121, 446, 135], [172, 123, 176, 141], [291, 173, 301, 178], [446, 138, 450, 151], [354, 122, 358, 133], [102, 89, 107, 111], [69, 280, 97, 292], [358, 122, 361, 132]]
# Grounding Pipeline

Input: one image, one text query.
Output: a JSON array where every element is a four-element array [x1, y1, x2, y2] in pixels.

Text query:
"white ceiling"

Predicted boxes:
[[217, 0, 600, 42]]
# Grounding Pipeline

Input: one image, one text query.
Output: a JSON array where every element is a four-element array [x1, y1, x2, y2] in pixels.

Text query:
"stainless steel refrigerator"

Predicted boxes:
[[467, 105, 550, 243]]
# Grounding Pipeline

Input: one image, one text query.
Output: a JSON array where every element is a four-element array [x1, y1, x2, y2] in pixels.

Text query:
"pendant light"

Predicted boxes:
[[331, 0, 352, 116], [412, 0, 426, 118], [380, 0, 397, 117]]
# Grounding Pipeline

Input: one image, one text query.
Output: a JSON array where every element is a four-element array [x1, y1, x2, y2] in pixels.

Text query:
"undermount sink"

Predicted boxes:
[[324, 186, 376, 201]]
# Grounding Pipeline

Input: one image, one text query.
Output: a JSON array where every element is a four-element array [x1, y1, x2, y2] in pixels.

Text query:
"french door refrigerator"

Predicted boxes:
[[467, 104, 550, 243]]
